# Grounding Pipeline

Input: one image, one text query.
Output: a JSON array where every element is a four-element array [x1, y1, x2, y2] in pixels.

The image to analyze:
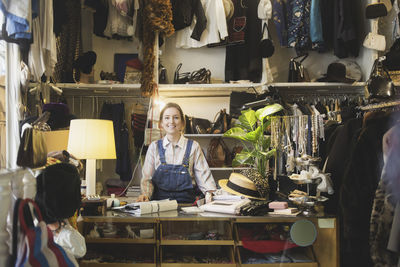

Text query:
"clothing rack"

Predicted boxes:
[[359, 100, 400, 111]]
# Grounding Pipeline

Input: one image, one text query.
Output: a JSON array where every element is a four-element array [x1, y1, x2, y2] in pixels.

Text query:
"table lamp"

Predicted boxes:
[[67, 119, 116, 196]]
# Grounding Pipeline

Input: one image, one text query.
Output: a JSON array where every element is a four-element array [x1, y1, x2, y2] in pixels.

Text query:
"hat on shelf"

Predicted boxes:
[[317, 60, 362, 83], [222, 0, 234, 20], [218, 172, 264, 200], [74, 51, 97, 74]]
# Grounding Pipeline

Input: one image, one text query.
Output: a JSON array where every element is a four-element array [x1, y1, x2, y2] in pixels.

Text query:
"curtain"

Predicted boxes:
[[6, 43, 22, 169]]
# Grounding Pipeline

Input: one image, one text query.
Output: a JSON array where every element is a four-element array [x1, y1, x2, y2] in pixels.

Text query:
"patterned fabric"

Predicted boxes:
[[287, 0, 311, 54], [370, 180, 398, 267], [272, 0, 288, 46], [53, 0, 82, 83]]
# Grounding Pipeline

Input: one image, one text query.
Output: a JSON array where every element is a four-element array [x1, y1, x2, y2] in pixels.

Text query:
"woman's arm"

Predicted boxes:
[[138, 142, 157, 201], [192, 141, 217, 194]]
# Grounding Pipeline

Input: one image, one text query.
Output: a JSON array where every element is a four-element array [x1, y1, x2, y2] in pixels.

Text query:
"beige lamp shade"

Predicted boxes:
[[67, 119, 116, 160]]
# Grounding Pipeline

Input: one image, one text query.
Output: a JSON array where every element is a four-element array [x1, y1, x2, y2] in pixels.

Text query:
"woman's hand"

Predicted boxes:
[[137, 194, 150, 202]]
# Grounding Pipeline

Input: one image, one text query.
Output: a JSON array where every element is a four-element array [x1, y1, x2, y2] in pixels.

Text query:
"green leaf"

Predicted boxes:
[[258, 149, 276, 160], [255, 104, 283, 121], [238, 109, 257, 130], [262, 136, 271, 150], [232, 152, 255, 167], [245, 125, 262, 142], [223, 127, 247, 141]]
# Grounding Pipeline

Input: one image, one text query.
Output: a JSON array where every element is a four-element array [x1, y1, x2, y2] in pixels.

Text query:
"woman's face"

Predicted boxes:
[[160, 107, 183, 135]]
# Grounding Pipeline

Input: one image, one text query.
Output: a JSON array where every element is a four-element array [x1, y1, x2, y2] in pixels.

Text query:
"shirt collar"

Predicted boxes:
[[162, 135, 185, 149]]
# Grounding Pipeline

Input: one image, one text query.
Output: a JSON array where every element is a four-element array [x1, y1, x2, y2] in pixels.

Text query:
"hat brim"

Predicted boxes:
[[218, 179, 265, 200], [317, 75, 355, 83]]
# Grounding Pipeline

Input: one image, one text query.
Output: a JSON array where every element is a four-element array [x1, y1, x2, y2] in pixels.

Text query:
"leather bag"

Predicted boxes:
[[185, 115, 212, 134], [288, 54, 310, 82], [16, 127, 47, 169], [366, 57, 395, 99], [207, 137, 231, 167], [174, 63, 190, 84], [211, 109, 231, 134]]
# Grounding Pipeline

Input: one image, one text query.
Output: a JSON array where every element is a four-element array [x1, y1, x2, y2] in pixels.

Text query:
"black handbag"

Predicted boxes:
[[366, 57, 395, 99], [174, 63, 190, 84], [185, 115, 212, 134], [288, 54, 309, 82]]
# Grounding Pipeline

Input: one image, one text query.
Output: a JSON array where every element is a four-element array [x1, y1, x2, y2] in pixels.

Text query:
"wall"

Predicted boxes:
[[81, 3, 376, 189]]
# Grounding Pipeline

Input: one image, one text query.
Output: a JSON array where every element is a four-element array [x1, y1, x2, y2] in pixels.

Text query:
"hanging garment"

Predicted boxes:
[[175, 0, 227, 48], [339, 113, 398, 267], [103, 0, 134, 38], [309, 0, 324, 50], [152, 139, 195, 203], [225, 0, 262, 83], [100, 102, 132, 181], [0, 0, 31, 39], [53, 0, 82, 83], [287, 0, 311, 54], [272, 0, 288, 47]]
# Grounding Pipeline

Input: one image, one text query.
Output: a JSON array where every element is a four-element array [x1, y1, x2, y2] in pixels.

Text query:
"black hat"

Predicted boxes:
[[74, 51, 97, 74], [317, 60, 362, 83], [35, 163, 81, 223]]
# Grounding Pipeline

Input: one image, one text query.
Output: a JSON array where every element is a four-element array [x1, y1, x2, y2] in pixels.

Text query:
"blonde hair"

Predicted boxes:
[[159, 103, 186, 131]]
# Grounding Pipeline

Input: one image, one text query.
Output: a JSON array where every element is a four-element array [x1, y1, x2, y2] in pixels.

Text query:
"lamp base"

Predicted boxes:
[[86, 159, 97, 196]]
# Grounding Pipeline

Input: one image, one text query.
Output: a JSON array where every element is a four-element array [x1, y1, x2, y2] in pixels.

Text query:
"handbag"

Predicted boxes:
[[15, 198, 78, 267], [288, 54, 310, 82], [185, 115, 212, 134], [211, 109, 231, 134], [188, 68, 211, 84], [206, 137, 231, 167], [174, 63, 190, 84], [16, 127, 48, 168], [366, 57, 395, 99]]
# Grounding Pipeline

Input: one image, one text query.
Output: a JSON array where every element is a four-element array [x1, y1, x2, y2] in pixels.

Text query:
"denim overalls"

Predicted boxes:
[[152, 139, 195, 203]]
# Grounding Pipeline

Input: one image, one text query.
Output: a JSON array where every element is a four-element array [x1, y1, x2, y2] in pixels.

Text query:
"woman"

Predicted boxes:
[[137, 102, 217, 203]]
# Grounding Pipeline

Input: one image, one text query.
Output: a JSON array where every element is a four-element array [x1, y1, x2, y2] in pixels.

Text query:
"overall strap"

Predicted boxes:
[[182, 139, 193, 167], [157, 139, 167, 164]]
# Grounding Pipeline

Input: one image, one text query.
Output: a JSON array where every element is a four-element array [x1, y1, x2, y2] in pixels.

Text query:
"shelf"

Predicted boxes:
[[80, 262, 155, 267], [209, 167, 251, 171], [85, 237, 155, 244], [160, 240, 234, 246], [184, 134, 224, 137], [161, 264, 235, 267], [34, 82, 265, 97], [240, 263, 318, 267]]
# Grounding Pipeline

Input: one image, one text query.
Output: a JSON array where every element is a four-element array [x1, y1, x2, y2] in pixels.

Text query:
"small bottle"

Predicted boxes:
[[81, 180, 87, 197], [107, 194, 120, 208]]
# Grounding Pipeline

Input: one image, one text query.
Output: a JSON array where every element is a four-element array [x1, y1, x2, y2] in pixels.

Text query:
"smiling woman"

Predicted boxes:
[[137, 102, 217, 203]]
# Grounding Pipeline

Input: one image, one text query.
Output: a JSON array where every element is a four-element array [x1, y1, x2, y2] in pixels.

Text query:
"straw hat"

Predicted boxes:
[[218, 172, 265, 200]]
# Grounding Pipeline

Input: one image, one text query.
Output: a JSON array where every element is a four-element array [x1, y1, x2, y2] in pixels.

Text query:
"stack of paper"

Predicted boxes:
[[268, 208, 300, 216], [200, 199, 250, 215], [113, 199, 178, 215]]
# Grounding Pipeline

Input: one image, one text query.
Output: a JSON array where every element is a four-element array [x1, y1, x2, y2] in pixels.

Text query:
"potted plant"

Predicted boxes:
[[223, 103, 283, 198]]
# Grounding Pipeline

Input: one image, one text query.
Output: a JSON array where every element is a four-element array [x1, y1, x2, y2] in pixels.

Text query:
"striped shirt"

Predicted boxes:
[[141, 135, 217, 198]]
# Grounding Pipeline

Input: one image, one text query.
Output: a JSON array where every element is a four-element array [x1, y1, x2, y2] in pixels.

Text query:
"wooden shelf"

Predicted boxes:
[[80, 262, 155, 267], [85, 237, 155, 244], [161, 264, 235, 267], [160, 240, 234, 246], [184, 134, 224, 137], [209, 167, 251, 171], [240, 263, 318, 267]]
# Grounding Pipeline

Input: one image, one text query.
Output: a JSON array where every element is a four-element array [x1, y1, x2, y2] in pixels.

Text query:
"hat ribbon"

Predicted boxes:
[[227, 180, 260, 198]]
